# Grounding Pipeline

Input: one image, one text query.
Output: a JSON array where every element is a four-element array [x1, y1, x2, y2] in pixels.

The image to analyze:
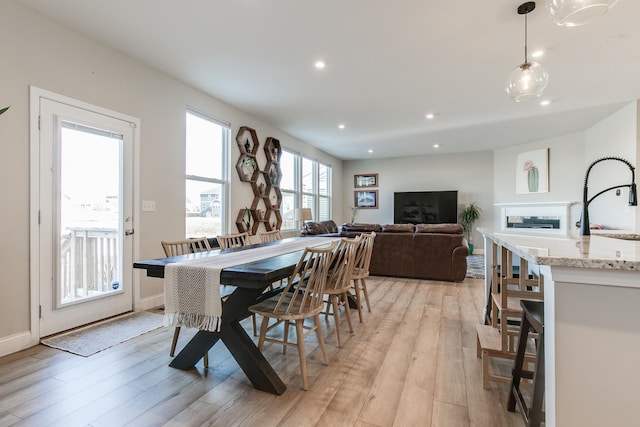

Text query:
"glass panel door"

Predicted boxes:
[[38, 95, 134, 337]]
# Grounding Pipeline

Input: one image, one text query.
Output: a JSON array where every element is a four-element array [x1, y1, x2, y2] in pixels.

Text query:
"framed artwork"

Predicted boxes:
[[516, 148, 549, 194], [354, 173, 378, 188], [354, 190, 378, 209]]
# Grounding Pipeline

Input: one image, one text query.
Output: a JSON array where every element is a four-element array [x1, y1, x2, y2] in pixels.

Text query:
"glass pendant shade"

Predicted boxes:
[[547, 0, 618, 27], [505, 61, 550, 102]]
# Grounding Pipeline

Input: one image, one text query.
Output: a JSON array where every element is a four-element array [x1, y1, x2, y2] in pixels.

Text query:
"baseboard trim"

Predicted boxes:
[[137, 294, 164, 311], [0, 331, 38, 357]]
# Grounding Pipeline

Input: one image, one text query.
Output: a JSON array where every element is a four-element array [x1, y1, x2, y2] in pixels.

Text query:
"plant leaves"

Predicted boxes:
[[0, 106, 9, 115]]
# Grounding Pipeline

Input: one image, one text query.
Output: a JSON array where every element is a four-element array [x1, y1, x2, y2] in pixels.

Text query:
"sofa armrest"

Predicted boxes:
[[452, 245, 470, 282]]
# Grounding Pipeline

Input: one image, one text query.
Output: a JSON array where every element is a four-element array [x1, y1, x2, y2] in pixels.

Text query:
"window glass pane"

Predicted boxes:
[[185, 109, 228, 238], [302, 194, 315, 221], [186, 180, 223, 238], [302, 157, 314, 193], [319, 163, 330, 196], [186, 112, 223, 180], [319, 196, 330, 221], [280, 150, 296, 191], [281, 191, 296, 230]]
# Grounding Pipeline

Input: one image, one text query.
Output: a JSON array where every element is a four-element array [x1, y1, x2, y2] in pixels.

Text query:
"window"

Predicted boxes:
[[185, 109, 229, 238], [318, 163, 332, 221], [279, 150, 332, 230], [280, 150, 298, 230]]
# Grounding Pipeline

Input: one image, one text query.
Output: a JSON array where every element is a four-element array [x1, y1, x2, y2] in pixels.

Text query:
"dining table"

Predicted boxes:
[[133, 236, 338, 395]]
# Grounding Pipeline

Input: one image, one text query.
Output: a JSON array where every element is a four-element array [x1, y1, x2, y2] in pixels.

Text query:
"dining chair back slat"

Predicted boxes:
[[216, 232, 250, 249], [161, 237, 211, 257], [259, 230, 283, 243]]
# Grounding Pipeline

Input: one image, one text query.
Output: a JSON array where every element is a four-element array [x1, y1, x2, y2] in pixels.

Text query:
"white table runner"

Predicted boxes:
[[164, 237, 338, 332]]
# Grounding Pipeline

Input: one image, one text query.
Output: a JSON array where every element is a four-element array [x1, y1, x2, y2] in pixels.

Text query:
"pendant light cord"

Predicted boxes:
[[524, 11, 529, 64]]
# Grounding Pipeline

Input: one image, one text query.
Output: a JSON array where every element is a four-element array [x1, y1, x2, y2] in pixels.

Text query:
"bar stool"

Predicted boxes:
[[508, 299, 545, 427]]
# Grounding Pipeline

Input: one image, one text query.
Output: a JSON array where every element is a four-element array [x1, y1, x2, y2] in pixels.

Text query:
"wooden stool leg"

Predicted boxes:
[[508, 314, 531, 412], [529, 336, 545, 427]]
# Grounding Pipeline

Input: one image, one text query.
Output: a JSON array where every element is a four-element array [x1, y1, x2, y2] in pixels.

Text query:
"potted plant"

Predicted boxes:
[[242, 157, 258, 180], [459, 202, 482, 254]]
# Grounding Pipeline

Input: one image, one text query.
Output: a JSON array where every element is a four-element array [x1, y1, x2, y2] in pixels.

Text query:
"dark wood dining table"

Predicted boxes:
[[133, 237, 329, 395]]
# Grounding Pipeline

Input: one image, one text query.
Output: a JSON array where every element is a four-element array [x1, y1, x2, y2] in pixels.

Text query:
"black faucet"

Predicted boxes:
[[580, 156, 638, 236]]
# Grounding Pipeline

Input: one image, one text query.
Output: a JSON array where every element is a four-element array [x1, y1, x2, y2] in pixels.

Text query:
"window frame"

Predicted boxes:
[[184, 107, 230, 238]]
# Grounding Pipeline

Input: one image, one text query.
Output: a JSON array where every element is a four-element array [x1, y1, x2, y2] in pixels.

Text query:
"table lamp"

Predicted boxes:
[[295, 208, 312, 230]]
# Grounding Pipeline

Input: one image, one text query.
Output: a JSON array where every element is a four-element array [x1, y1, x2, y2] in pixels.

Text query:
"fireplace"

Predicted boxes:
[[497, 202, 575, 235]]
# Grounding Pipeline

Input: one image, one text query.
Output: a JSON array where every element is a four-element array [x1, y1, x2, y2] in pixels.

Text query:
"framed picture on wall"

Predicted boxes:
[[354, 190, 378, 209], [354, 173, 378, 188], [516, 148, 549, 194]]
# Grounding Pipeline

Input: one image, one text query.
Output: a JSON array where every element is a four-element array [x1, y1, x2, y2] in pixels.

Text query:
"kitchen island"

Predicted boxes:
[[479, 229, 640, 427]]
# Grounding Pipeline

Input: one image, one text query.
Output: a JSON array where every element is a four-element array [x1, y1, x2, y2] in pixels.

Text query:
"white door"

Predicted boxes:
[[37, 94, 135, 337]]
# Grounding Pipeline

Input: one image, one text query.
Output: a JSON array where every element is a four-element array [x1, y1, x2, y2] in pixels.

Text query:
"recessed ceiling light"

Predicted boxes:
[[540, 99, 551, 106], [368, 149, 373, 154], [425, 113, 435, 119], [433, 144, 440, 148], [314, 60, 326, 69], [531, 50, 545, 58], [338, 124, 345, 129]]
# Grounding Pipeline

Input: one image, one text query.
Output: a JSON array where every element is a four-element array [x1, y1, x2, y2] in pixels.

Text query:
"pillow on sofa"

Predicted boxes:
[[304, 222, 326, 235], [415, 223, 463, 234], [304, 220, 339, 235], [381, 224, 415, 233], [319, 220, 338, 233]]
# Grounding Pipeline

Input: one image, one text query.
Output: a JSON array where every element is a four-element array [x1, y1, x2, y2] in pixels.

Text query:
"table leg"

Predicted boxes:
[[168, 285, 287, 395]]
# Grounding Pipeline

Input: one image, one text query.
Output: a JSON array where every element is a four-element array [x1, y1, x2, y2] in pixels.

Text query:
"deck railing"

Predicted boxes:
[[60, 227, 119, 303]]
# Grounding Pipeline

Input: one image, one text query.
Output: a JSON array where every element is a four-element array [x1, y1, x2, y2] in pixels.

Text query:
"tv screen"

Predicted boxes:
[[394, 191, 458, 224]]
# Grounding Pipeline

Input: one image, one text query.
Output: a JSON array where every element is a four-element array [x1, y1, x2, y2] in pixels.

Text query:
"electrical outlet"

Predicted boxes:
[[142, 200, 156, 212]]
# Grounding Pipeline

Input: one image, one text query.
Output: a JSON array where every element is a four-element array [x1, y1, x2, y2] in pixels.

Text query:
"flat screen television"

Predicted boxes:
[[394, 191, 458, 225]]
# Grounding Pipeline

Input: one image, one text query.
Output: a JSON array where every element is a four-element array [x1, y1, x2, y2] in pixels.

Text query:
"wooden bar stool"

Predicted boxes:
[[508, 299, 545, 427]]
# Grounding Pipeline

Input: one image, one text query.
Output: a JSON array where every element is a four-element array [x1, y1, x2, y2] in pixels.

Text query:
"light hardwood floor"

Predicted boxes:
[[0, 276, 524, 426]]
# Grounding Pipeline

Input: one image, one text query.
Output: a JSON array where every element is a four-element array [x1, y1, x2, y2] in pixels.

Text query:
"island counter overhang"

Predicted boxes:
[[479, 229, 640, 427]]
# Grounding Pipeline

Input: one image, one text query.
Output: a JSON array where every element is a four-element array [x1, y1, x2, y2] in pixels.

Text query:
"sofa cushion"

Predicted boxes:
[[381, 223, 415, 233], [341, 223, 382, 233], [415, 223, 463, 234]]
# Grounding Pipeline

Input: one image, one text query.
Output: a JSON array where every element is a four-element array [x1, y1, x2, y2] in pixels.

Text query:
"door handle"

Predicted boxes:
[[124, 216, 133, 236]]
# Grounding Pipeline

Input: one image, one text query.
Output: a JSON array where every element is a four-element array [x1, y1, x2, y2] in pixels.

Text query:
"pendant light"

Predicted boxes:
[[505, 2, 549, 103], [547, 0, 618, 27]]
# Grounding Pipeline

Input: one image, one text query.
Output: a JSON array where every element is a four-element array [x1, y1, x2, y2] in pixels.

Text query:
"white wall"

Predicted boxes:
[[0, 1, 343, 349], [584, 102, 639, 231], [343, 151, 494, 248], [493, 132, 586, 230]]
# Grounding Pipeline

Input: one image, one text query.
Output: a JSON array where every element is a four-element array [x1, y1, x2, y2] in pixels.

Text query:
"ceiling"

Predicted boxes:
[[20, 0, 640, 160]]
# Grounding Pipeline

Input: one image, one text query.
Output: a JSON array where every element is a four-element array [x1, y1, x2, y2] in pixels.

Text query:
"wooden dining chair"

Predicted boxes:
[[249, 241, 335, 390], [259, 229, 283, 243], [160, 237, 211, 368], [323, 236, 360, 347], [161, 237, 211, 257], [350, 231, 376, 323], [216, 232, 250, 249]]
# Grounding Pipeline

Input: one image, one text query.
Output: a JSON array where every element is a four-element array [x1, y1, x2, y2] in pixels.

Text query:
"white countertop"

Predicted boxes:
[[479, 228, 640, 271]]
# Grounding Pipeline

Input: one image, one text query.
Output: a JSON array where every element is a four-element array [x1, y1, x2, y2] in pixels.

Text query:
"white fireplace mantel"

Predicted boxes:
[[495, 201, 579, 235]]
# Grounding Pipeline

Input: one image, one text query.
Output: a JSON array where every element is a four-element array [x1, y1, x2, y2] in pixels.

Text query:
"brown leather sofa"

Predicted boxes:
[[303, 221, 468, 282]]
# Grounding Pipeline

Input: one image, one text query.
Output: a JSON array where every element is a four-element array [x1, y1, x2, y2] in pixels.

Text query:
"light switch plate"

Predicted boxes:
[[142, 200, 156, 212]]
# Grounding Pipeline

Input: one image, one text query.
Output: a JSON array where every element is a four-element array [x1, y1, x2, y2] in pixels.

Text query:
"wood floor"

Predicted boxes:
[[0, 276, 524, 427]]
